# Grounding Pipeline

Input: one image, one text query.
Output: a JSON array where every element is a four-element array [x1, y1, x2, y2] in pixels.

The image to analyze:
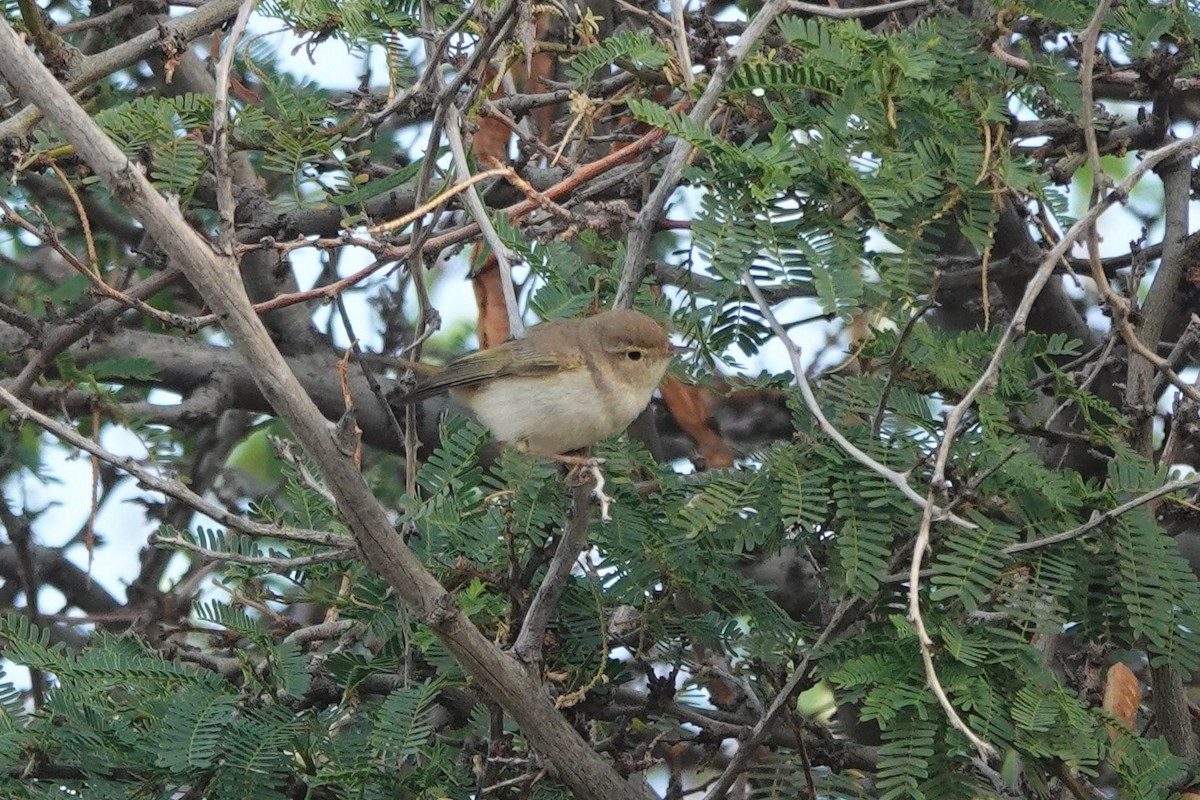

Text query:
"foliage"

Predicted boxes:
[[2, 0, 1200, 799]]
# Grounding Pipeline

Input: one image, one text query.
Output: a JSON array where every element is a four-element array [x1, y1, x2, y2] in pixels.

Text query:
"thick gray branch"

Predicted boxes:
[[0, 19, 651, 800], [0, 0, 243, 141]]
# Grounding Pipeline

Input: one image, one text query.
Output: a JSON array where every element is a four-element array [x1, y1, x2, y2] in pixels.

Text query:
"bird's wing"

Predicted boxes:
[[398, 342, 581, 403], [398, 349, 502, 403]]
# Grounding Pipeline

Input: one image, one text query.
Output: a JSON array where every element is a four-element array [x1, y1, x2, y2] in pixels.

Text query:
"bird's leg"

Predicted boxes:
[[550, 451, 606, 468], [556, 449, 603, 481], [511, 440, 603, 468]]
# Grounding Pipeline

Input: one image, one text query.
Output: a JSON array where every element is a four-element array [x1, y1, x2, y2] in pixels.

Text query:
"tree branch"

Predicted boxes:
[[906, 112, 1200, 768], [1004, 474, 1200, 555], [741, 273, 976, 530], [614, 0, 791, 309], [513, 483, 594, 663], [0, 384, 353, 551], [0, 0, 243, 141], [0, 19, 653, 800], [787, 0, 931, 19]]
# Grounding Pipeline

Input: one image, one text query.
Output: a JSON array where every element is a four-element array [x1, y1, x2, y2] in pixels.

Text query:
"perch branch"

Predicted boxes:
[[0, 19, 653, 800]]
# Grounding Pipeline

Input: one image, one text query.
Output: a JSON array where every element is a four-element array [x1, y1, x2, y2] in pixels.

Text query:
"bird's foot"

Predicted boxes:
[[552, 452, 606, 468]]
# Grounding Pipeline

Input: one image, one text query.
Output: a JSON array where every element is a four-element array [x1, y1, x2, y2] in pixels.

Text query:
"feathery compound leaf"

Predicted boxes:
[[0, 668, 26, 738], [876, 722, 935, 800], [1110, 734, 1190, 800], [677, 474, 762, 542], [777, 15, 862, 67], [566, 30, 667, 87], [1003, 546, 1077, 637], [266, 640, 311, 698], [830, 473, 897, 597], [929, 514, 1018, 612], [767, 444, 832, 532], [259, 0, 421, 44], [68, 632, 218, 688], [0, 614, 70, 672], [0, 683, 19, 731], [162, 525, 258, 559], [626, 97, 716, 147], [415, 416, 489, 499], [1111, 510, 1200, 672], [368, 678, 441, 761], [211, 705, 300, 798], [195, 599, 270, 646], [84, 94, 218, 204], [154, 685, 240, 771], [1011, 684, 1058, 732], [729, 61, 841, 97]]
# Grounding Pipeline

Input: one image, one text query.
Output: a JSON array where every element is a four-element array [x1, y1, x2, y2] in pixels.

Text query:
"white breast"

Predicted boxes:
[[462, 369, 651, 455]]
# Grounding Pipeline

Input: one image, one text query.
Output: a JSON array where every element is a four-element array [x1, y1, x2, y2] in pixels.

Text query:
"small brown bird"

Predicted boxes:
[[399, 308, 683, 455]]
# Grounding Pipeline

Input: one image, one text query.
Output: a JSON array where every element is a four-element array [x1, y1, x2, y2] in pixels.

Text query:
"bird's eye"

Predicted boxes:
[[626, 350, 643, 361]]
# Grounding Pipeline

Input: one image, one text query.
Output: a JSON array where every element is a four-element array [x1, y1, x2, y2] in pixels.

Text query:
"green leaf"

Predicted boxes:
[[84, 358, 160, 381]]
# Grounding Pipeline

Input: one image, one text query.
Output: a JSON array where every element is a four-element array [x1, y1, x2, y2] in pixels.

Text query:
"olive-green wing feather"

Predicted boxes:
[[398, 341, 581, 403]]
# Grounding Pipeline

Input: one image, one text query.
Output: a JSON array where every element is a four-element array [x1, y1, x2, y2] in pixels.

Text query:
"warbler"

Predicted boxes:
[[398, 308, 684, 455]]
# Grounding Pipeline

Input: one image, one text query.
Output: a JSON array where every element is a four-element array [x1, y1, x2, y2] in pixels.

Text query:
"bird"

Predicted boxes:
[[396, 308, 684, 456]]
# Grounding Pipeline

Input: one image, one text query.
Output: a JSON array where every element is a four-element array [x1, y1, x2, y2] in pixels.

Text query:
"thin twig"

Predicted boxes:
[[480, 769, 547, 795], [366, 168, 511, 234], [788, 0, 931, 18], [990, 39, 1031, 73], [512, 482, 594, 663], [1005, 475, 1200, 555], [211, 0, 257, 254], [1079, 2, 1113, 197], [670, 0, 694, 89], [0, 385, 352, 550], [444, 104, 525, 338], [911, 498, 997, 759], [1152, 314, 1200, 399], [44, 160, 98, 271], [615, 0, 791, 308], [271, 437, 337, 507], [334, 296, 407, 451], [151, 533, 355, 567], [742, 274, 975, 529]]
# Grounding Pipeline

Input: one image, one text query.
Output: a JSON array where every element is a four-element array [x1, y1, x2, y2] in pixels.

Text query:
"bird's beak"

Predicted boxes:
[[669, 343, 693, 356]]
